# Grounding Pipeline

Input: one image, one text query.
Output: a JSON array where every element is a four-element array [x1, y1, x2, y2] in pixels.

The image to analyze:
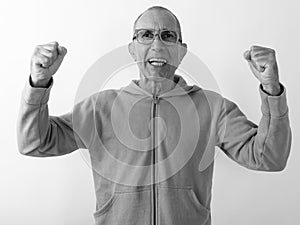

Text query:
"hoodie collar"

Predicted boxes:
[[121, 75, 201, 98]]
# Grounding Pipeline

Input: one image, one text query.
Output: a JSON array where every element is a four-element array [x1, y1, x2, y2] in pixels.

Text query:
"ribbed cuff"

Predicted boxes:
[[259, 83, 288, 118], [22, 76, 53, 105]]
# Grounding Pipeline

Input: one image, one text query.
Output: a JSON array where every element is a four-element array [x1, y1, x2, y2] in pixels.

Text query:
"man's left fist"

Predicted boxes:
[[244, 45, 281, 95]]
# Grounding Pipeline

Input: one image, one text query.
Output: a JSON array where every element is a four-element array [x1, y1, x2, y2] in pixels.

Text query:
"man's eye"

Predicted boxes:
[[162, 32, 177, 41], [141, 32, 153, 39], [163, 34, 173, 38]]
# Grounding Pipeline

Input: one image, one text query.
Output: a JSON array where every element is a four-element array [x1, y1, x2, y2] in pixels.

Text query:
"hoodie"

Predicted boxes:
[[17, 74, 291, 225]]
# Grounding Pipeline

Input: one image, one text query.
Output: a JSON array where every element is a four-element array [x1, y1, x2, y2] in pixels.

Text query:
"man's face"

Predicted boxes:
[[129, 9, 187, 82]]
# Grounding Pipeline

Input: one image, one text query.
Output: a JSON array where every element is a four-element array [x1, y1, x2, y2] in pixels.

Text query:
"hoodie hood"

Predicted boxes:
[[121, 74, 201, 98]]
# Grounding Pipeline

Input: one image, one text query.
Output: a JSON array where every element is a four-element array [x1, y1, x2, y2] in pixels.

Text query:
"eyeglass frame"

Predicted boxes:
[[132, 29, 182, 45]]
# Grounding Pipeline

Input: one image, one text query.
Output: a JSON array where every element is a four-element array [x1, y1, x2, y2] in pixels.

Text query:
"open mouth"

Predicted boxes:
[[147, 58, 168, 67]]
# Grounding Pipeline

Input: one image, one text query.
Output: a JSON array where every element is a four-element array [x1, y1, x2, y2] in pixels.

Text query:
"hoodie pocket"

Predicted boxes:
[[93, 193, 117, 218], [93, 187, 151, 225], [158, 186, 210, 225]]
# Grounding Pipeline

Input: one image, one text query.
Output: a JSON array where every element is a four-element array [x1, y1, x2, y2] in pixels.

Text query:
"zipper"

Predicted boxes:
[[151, 95, 159, 225]]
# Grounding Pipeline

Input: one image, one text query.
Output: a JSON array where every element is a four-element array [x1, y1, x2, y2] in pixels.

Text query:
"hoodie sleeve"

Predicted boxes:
[[17, 77, 91, 157], [216, 84, 292, 171]]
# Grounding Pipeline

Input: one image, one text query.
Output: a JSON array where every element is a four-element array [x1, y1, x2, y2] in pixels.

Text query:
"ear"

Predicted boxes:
[[128, 42, 136, 61]]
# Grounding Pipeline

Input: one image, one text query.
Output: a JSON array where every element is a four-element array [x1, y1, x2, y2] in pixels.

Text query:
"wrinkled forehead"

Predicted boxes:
[[135, 9, 178, 31]]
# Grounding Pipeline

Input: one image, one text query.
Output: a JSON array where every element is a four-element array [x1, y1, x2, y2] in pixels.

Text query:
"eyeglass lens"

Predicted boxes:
[[136, 30, 178, 44]]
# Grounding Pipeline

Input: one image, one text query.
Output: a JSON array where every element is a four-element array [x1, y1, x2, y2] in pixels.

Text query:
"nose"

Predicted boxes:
[[151, 34, 164, 51]]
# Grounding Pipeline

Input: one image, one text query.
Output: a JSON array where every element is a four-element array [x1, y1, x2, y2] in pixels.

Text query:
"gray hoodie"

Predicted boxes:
[[17, 74, 291, 225]]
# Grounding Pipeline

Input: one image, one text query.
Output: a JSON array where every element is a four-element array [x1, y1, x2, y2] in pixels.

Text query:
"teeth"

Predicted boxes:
[[148, 58, 167, 67], [148, 58, 167, 63], [150, 62, 164, 66]]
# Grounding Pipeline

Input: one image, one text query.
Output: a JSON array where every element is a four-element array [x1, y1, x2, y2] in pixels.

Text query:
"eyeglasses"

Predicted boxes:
[[133, 29, 182, 45]]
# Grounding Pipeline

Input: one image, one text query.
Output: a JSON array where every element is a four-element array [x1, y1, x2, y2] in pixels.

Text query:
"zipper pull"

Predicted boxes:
[[153, 95, 159, 104]]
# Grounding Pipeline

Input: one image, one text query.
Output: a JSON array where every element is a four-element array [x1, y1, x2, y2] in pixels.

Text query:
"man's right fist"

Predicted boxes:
[[30, 41, 67, 87]]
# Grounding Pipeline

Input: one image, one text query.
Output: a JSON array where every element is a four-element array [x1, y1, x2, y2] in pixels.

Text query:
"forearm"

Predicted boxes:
[[256, 84, 291, 170], [253, 112, 291, 171], [17, 77, 80, 157], [217, 84, 292, 171]]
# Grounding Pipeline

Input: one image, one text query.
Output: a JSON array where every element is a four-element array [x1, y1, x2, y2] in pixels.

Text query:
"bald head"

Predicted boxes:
[[133, 6, 182, 41]]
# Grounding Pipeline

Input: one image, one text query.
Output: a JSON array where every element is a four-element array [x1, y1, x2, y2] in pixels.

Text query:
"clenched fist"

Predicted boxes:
[[244, 45, 281, 95], [30, 41, 67, 87]]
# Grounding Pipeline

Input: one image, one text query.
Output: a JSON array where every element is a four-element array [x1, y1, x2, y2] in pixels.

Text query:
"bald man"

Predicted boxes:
[[17, 6, 291, 225]]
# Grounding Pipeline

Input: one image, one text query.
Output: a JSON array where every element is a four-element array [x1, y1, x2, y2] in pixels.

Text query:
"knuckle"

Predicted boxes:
[[270, 49, 276, 54], [49, 45, 57, 52], [51, 47, 58, 53], [49, 41, 58, 48], [44, 57, 50, 63], [267, 50, 275, 59], [48, 52, 54, 58], [32, 54, 40, 62], [35, 45, 47, 54], [250, 45, 258, 50], [38, 56, 49, 64], [34, 45, 41, 54]]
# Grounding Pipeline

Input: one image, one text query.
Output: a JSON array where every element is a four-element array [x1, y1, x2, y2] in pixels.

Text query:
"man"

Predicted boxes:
[[17, 6, 291, 225]]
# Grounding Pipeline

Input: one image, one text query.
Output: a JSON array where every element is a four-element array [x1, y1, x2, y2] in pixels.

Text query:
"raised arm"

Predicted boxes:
[[17, 42, 87, 157], [216, 45, 292, 171]]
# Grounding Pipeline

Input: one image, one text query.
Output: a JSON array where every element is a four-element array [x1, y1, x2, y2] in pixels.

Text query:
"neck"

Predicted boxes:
[[138, 74, 176, 96]]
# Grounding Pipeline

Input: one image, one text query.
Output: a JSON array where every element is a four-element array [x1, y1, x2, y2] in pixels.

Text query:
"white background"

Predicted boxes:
[[1, 0, 299, 224]]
